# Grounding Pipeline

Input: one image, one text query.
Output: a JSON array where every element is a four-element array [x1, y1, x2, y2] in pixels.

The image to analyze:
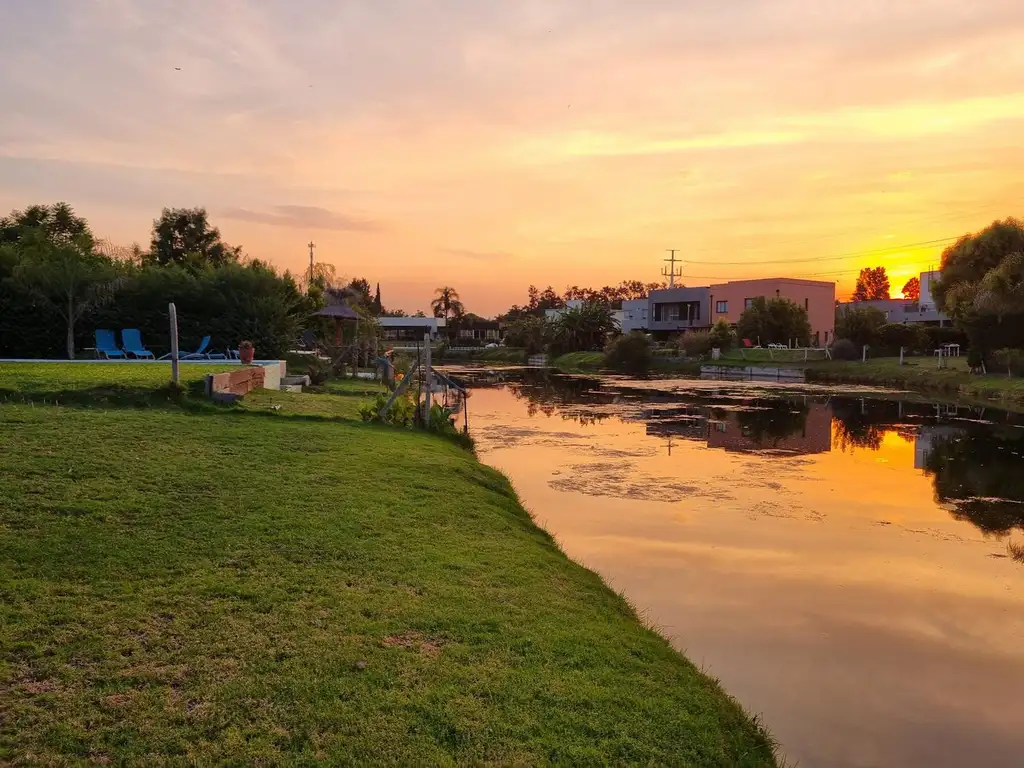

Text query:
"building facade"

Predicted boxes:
[[643, 277, 835, 345], [836, 270, 949, 326], [708, 278, 836, 346], [647, 287, 711, 333]]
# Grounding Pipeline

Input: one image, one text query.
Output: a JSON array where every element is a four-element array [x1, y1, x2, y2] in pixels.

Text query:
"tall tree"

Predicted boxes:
[[901, 276, 920, 302], [430, 286, 464, 339], [1, 202, 93, 247], [6, 231, 121, 359], [853, 266, 890, 301], [372, 282, 383, 315], [148, 207, 240, 268]]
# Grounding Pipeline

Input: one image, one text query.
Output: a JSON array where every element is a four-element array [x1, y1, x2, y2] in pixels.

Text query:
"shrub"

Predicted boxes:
[[681, 330, 713, 358], [830, 338, 859, 360], [708, 318, 734, 351], [835, 306, 886, 347], [992, 348, 1024, 376], [359, 391, 416, 426], [924, 325, 969, 351], [877, 323, 919, 354], [604, 332, 652, 373]]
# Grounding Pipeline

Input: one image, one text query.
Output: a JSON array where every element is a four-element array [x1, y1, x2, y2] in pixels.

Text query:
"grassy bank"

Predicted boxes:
[[805, 356, 1024, 405], [0, 365, 776, 764], [441, 347, 528, 364], [552, 352, 702, 376], [551, 351, 606, 372]]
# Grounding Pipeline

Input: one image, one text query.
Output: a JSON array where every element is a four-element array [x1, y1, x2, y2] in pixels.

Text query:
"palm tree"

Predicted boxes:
[[431, 286, 464, 340]]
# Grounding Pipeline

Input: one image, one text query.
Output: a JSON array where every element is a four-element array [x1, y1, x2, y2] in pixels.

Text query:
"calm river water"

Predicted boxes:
[[460, 370, 1024, 768]]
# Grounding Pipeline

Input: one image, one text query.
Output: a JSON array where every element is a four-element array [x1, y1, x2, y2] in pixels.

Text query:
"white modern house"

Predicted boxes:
[[838, 269, 950, 325], [620, 299, 649, 333]]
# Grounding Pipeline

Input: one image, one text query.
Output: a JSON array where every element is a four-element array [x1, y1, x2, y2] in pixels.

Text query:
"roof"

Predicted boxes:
[[378, 316, 445, 328], [316, 303, 360, 319]]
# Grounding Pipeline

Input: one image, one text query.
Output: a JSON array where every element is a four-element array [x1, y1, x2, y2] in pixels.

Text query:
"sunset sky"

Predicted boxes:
[[1, 0, 1022, 315]]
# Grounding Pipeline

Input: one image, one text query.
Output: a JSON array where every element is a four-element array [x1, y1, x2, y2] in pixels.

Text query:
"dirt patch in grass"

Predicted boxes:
[[382, 631, 446, 658]]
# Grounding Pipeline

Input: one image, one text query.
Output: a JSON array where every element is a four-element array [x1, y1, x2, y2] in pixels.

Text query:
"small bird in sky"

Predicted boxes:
[[174, 67, 181, 71]]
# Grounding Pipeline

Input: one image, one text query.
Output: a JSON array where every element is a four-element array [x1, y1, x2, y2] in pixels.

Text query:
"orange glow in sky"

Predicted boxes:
[[1, 1, 1022, 314]]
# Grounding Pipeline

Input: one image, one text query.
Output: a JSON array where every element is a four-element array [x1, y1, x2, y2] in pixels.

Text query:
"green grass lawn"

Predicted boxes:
[[804, 356, 1024, 404], [551, 351, 606, 372], [0, 372, 775, 764], [0, 362, 236, 395]]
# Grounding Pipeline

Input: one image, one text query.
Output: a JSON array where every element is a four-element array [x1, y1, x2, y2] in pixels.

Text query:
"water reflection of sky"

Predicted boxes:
[[463, 372, 1024, 768]]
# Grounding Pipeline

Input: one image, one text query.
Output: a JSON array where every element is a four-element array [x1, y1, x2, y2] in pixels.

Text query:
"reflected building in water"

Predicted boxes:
[[644, 401, 832, 456]]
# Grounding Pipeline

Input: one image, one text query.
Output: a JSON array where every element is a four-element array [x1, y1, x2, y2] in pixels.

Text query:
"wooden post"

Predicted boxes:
[[900, 347, 905, 366], [168, 302, 180, 384], [423, 332, 432, 427], [862, 345, 867, 363]]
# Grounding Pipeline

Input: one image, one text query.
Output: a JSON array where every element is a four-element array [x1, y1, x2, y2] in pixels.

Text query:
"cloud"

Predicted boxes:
[[440, 248, 514, 262], [221, 205, 380, 232]]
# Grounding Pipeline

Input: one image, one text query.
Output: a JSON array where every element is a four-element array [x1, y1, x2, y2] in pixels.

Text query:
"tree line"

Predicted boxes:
[[0, 202, 365, 359]]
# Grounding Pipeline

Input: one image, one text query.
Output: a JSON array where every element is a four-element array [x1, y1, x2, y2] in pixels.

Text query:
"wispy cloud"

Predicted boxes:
[[221, 205, 380, 232]]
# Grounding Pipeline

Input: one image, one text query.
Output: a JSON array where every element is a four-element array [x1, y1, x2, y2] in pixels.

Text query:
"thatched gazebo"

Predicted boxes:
[[315, 302, 360, 346]]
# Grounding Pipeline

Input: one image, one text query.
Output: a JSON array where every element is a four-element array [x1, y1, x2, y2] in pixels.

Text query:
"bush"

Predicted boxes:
[[830, 338, 860, 360], [877, 323, 919, 354], [359, 391, 416, 426], [604, 332, 652, 373], [835, 306, 886, 347], [924, 325, 969, 351], [681, 330, 713, 358], [708, 319, 734, 351], [992, 348, 1024, 376]]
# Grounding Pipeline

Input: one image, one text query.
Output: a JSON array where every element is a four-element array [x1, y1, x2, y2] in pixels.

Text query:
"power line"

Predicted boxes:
[[685, 236, 958, 267], [686, 257, 942, 282]]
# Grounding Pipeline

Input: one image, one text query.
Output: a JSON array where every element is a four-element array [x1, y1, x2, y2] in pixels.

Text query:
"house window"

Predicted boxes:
[[804, 298, 809, 311], [716, 301, 728, 313], [744, 298, 755, 309], [665, 304, 681, 322]]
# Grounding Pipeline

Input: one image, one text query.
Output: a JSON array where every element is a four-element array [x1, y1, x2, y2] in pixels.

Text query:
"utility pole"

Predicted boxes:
[[307, 241, 316, 284], [662, 249, 683, 288]]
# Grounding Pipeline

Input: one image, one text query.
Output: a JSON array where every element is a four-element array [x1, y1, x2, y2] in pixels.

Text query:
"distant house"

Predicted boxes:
[[621, 299, 648, 333], [647, 277, 836, 345], [456, 319, 502, 343], [837, 269, 950, 326], [378, 316, 445, 341]]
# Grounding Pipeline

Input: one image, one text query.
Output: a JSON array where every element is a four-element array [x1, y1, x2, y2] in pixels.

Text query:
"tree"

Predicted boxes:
[[835, 305, 887, 347], [430, 286, 464, 320], [736, 297, 811, 346], [550, 301, 617, 353], [709, 318, 735, 350], [148, 207, 240, 268], [853, 266, 890, 301], [901, 276, 920, 302], [1, 202, 94, 248], [344, 278, 373, 309], [372, 282, 383, 315], [7, 231, 122, 359], [933, 218, 1024, 365], [527, 285, 565, 315], [503, 315, 548, 353]]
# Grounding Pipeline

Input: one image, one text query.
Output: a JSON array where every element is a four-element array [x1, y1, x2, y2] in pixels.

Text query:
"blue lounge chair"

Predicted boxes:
[[95, 329, 126, 359], [121, 328, 155, 359], [159, 335, 226, 360]]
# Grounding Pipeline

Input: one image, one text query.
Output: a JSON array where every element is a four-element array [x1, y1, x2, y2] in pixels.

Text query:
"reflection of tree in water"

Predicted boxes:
[[923, 428, 1024, 535], [735, 399, 810, 447], [830, 398, 889, 451], [506, 373, 617, 425]]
